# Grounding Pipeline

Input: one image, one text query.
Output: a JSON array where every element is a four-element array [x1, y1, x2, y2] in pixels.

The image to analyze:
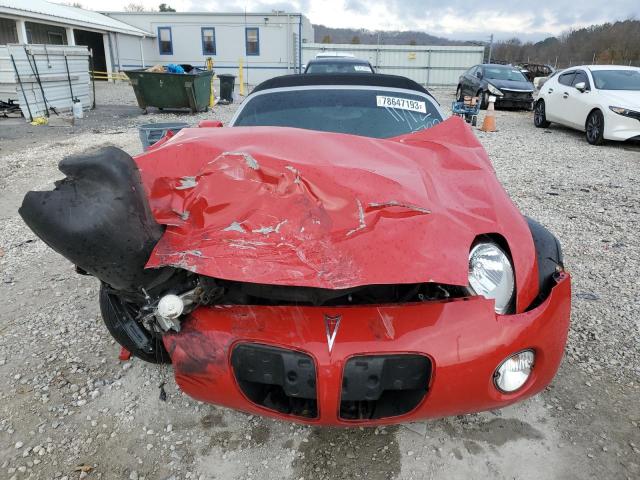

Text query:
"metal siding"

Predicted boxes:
[[0, 44, 90, 120], [303, 43, 484, 86]]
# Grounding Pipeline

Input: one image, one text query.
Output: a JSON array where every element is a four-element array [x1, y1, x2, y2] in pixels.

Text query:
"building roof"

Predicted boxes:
[[0, 0, 153, 37]]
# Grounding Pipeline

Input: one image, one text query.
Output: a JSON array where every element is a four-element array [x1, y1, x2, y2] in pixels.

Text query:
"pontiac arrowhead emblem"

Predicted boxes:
[[324, 314, 342, 352]]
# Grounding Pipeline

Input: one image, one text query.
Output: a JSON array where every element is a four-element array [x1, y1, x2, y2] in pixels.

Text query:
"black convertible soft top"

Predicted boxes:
[[250, 73, 434, 99]]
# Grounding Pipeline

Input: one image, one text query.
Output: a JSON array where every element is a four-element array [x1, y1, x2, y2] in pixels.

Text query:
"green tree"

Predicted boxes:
[[351, 36, 361, 44], [159, 3, 176, 11], [321, 35, 332, 44]]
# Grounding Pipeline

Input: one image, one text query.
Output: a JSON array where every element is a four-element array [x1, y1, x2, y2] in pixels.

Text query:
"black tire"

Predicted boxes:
[[99, 285, 171, 364], [478, 90, 488, 110], [586, 109, 605, 145], [534, 100, 550, 128], [456, 85, 463, 101]]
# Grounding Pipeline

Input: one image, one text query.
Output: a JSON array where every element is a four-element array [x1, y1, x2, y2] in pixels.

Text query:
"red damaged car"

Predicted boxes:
[[19, 74, 571, 425]]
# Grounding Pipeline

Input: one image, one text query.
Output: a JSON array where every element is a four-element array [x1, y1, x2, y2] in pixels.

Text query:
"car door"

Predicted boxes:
[[459, 66, 476, 96], [545, 71, 575, 123], [468, 66, 483, 95], [562, 70, 594, 129]]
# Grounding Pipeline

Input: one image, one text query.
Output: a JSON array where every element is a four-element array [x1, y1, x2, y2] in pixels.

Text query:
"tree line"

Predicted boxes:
[[491, 20, 640, 68]]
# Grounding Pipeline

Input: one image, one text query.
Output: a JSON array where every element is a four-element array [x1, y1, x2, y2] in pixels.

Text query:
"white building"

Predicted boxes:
[[0, 1, 313, 86], [0, 0, 151, 77], [103, 12, 314, 85]]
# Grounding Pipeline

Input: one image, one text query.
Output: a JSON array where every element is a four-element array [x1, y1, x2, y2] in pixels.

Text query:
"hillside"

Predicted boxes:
[[492, 20, 640, 67], [312, 25, 474, 46]]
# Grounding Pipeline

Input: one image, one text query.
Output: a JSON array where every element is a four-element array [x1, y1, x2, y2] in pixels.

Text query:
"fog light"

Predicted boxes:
[[494, 350, 535, 393]]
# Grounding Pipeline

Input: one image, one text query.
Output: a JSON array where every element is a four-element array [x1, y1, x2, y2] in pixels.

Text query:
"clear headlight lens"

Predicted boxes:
[[487, 83, 504, 96], [494, 350, 535, 393], [609, 106, 640, 118], [468, 243, 515, 314]]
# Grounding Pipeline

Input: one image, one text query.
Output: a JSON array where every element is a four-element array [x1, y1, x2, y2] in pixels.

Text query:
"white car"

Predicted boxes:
[[534, 65, 640, 145]]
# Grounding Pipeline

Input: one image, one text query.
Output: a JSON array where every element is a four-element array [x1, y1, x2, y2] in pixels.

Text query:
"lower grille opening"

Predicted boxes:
[[340, 354, 431, 420], [231, 343, 318, 418]]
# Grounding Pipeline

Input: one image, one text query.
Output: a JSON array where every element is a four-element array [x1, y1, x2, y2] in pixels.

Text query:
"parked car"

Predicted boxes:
[[533, 69, 562, 90], [457, 64, 535, 110], [19, 73, 570, 425], [534, 65, 640, 145], [304, 57, 375, 74], [515, 63, 555, 82]]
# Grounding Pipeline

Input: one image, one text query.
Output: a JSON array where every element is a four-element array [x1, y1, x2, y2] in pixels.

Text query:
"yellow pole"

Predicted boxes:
[[206, 57, 215, 108], [238, 58, 245, 96]]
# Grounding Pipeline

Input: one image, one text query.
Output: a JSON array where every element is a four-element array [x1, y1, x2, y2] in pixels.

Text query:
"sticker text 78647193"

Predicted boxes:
[[376, 95, 426, 113]]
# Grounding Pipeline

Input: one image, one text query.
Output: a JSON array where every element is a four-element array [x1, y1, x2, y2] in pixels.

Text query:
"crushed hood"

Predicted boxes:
[[135, 117, 537, 305]]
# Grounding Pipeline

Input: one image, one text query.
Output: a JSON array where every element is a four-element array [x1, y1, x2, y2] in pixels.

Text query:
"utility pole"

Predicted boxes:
[[488, 34, 494, 63]]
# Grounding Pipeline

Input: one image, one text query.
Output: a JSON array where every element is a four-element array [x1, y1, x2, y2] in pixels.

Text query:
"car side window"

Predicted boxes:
[[572, 70, 590, 89], [467, 66, 477, 76], [558, 71, 576, 86]]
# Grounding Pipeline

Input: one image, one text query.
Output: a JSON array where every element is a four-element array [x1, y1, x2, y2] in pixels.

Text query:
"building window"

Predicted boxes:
[[245, 27, 259, 56], [201, 27, 216, 55], [158, 27, 173, 55], [47, 31, 64, 45]]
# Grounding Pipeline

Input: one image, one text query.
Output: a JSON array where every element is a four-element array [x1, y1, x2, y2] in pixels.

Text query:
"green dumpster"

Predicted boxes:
[[125, 69, 213, 114]]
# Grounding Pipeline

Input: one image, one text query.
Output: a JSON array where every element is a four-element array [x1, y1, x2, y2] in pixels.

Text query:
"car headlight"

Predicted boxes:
[[468, 242, 515, 314], [494, 350, 535, 393], [609, 106, 640, 119], [487, 83, 504, 96]]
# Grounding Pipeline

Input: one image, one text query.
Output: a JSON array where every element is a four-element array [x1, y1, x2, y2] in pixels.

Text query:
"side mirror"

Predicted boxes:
[[575, 82, 587, 92], [476, 71, 483, 79]]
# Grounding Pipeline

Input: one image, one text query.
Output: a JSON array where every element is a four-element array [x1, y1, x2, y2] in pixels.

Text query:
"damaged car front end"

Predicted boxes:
[[19, 74, 571, 425]]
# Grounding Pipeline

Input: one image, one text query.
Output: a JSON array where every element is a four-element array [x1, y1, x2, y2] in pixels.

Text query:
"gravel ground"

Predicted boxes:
[[0, 82, 638, 480]]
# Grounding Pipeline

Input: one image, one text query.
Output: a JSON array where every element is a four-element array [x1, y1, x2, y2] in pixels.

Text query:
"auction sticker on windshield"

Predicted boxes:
[[376, 95, 426, 113]]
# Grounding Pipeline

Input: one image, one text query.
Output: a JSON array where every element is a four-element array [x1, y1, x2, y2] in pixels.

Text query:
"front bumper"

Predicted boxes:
[[496, 91, 534, 108], [603, 109, 640, 141], [164, 273, 571, 426]]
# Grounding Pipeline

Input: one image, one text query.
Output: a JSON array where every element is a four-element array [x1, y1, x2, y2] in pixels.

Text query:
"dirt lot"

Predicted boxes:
[[0, 82, 639, 480]]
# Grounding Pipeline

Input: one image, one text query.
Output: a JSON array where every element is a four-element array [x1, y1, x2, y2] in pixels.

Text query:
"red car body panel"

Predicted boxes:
[[134, 117, 539, 312], [130, 118, 571, 425], [163, 273, 570, 426]]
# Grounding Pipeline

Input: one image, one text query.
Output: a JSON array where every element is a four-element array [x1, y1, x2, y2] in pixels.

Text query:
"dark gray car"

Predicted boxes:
[[457, 64, 535, 110]]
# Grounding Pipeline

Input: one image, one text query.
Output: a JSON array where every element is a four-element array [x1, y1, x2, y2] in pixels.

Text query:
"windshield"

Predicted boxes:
[[484, 66, 528, 82], [591, 70, 640, 90], [232, 88, 442, 138], [306, 62, 373, 73]]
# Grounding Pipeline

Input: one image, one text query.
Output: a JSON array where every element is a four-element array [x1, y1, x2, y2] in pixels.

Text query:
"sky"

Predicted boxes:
[[63, 0, 640, 42]]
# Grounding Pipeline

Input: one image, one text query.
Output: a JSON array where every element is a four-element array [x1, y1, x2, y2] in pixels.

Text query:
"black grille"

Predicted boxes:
[[231, 343, 317, 418], [340, 354, 431, 420], [502, 90, 533, 100]]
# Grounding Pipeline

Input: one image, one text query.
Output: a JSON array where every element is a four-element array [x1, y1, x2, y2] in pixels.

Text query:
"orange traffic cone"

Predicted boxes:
[[480, 97, 497, 132]]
